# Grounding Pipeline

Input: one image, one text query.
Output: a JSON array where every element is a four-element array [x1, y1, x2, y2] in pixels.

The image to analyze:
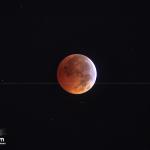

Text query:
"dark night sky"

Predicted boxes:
[[0, 2, 150, 150]]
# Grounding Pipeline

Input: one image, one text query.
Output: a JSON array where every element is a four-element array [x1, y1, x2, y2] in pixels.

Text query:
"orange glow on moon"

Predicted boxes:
[[57, 54, 97, 94]]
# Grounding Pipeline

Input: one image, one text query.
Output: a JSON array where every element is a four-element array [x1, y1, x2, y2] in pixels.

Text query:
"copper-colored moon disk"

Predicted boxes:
[[57, 54, 97, 94]]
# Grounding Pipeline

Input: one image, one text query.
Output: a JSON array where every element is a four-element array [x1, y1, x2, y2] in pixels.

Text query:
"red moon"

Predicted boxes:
[[57, 54, 97, 94]]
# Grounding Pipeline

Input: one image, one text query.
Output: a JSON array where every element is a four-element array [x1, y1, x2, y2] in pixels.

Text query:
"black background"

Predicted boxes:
[[0, 2, 150, 150]]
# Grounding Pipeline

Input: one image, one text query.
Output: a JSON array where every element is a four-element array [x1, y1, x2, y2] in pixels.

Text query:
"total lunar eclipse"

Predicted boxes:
[[57, 54, 97, 94]]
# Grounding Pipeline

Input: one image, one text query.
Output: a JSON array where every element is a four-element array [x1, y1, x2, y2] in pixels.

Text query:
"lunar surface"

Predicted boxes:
[[57, 54, 97, 94]]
